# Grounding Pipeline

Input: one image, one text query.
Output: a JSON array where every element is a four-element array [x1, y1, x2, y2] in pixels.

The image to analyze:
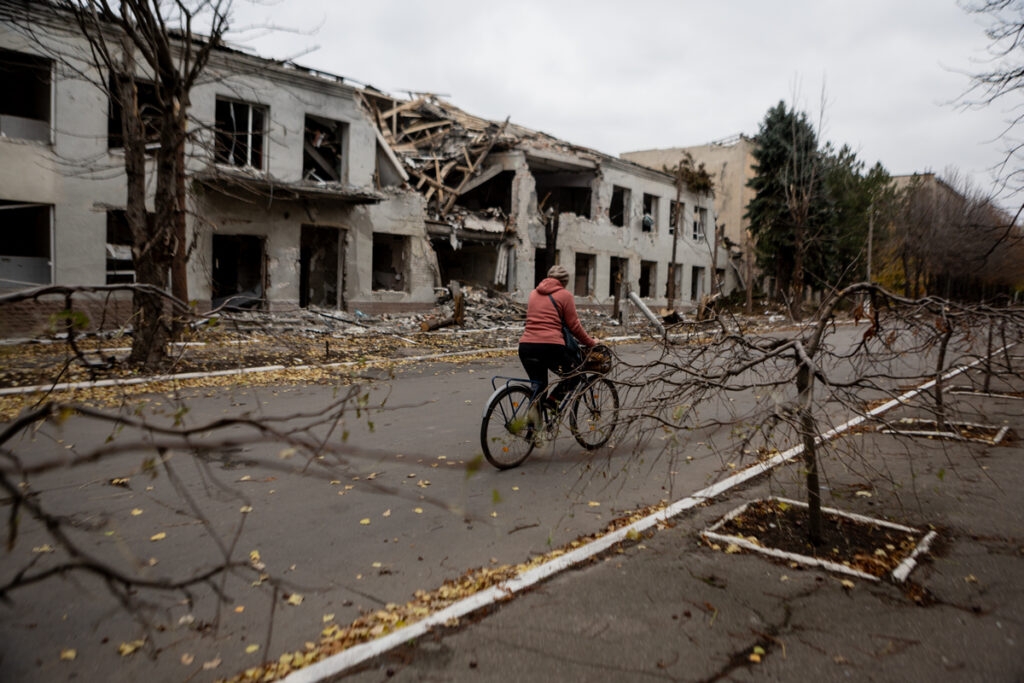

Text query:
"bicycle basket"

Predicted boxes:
[[583, 344, 613, 373]]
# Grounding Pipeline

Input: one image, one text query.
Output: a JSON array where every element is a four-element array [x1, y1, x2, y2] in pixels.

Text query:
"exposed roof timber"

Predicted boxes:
[[456, 162, 505, 196], [372, 126, 410, 183]]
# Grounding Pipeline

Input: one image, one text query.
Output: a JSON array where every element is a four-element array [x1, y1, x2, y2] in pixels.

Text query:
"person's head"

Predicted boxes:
[[547, 264, 569, 286]]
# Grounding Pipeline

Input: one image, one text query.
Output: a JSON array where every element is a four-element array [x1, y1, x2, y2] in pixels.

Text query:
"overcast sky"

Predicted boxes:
[[231, 0, 1007, 196]]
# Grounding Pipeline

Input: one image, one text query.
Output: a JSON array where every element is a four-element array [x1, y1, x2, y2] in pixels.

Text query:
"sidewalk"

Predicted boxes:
[[346, 383, 1024, 681]]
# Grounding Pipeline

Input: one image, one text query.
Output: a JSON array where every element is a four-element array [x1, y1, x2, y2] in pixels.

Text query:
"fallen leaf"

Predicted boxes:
[[367, 472, 378, 480], [245, 644, 259, 654], [234, 606, 245, 613], [359, 518, 371, 526], [855, 490, 872, 497], [278, 447, 296, 459], [150, 532, 166, 542], [322, 613, 334, 623], [286, 593, 303, 606], [749, 653, 762, 663], [372, 562, 382, 568], [32, 544, 54, 554], [118, 639, 145, 656], [202, 657, 221, 670], [490, 511, 498, 518], [130, 508, 143, 516], [965, 574, 978, 584], [330, 480, 341, 485], [414, 507, 423, 514], [60, 648, 76, 661], [407, 473, 416, 478], [239, 505, 253, 513], [180, 653, 194, 666], [382, 509, 391, 517], [239, 475, 251, 482], [725, 543, 741, 554], [587, 501, 601, 507], [249, 550, 265, 571], [840, 579, 855, 589], [512, 486, 519, 491]]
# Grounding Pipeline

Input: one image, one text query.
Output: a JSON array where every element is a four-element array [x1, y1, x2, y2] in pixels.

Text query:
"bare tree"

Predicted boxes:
[[2, 0, 233, 369]]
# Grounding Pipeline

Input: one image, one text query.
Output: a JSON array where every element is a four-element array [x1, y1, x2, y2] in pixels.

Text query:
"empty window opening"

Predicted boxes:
[[0, 49, 51, 142], [372, 233, 409, 292], [642, 194, 658, 232], [104, 210, 154, 284], [693, 206, 707, 241], [609, 185, 630, 227], [669, 200, 684, 235], [458, 171, 514, 214], [431, 239, 507, 290], [300, 225, 343, 309], [212, 234, 264, 308], [303, 114, 347, 183], [108, 76, 161, 152], [574, 252, 595, 297], [691, 265, 706, 301], [534, 247, 560, 287], [0, 200, 51, 287], [639, 260, 656, 298], [608, 256, 628, 297], [534, 172, 593, 219], [215, 98, 266, 169]]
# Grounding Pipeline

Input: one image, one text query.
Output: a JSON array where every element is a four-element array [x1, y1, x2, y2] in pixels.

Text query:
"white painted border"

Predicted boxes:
[[701, 496, 933, 583], [282, 346, 1003, 683], [878, 417, 1011, 445]]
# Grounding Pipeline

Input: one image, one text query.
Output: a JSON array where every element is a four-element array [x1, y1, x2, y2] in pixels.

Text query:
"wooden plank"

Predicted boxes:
[[381, 97, 424, 120], [302, 140, 341, 181], [441, 116, 511, 215], [455, 162, 503, 195], [398, 120, 450, 139]]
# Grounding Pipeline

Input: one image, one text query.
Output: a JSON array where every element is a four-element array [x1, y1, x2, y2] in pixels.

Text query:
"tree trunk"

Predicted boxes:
[[796, 362, 822, 545], [934, 321, 953, 430], [172, 135, 188, 306], [791, 224, 805, 322]]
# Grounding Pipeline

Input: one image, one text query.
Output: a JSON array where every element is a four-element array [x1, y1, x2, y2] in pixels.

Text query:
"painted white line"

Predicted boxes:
[[284, 346, 1005, 682], [701, 530, 880, 582], [893, 531, 939, 583]]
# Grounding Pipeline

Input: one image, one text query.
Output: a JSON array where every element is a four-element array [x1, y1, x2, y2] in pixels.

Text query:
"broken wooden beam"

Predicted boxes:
[[441, 116, 511, 216]]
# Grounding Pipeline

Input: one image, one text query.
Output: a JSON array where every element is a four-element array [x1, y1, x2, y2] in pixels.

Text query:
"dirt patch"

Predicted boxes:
[[709, 498, 927, 579]]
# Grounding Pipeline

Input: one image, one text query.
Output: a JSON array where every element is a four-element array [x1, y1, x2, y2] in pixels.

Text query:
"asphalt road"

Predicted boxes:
[[0, 322, 979, 682]]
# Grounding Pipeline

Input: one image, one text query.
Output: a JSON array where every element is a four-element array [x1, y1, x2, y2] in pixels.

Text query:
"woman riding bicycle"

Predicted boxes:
[[518, 264, 597, 410]]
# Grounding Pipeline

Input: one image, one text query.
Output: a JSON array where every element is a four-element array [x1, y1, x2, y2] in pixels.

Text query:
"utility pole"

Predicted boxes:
[[667, 174, 682, 310], [866, 202, 874, 283]]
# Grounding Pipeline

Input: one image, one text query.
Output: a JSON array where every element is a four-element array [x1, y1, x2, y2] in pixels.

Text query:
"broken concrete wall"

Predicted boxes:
[[506, 149, 731, 309]]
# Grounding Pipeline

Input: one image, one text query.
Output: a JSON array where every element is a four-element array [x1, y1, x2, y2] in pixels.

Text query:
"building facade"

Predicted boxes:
[[0, 13, 728, 335]]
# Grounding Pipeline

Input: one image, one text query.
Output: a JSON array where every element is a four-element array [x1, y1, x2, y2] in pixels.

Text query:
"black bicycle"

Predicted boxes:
[[480, 366, 619, 470]]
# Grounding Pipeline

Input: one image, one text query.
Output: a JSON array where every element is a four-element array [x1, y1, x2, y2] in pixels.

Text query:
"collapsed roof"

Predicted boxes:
[[357, 90, 621, 221]]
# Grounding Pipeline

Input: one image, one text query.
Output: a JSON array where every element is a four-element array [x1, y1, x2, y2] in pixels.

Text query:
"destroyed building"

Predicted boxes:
[[360, 92, 732, 309], [0, 11, 729, 336]]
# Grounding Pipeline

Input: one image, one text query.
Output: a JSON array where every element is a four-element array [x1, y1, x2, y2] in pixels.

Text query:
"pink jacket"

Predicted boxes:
[[519, 278, 597, 347]]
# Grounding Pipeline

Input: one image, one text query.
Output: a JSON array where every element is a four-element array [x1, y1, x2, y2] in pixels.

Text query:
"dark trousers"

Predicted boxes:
[[518, 342, 582, 404]]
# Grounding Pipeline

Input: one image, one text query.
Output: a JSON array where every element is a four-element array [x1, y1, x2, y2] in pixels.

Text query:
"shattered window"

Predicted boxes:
[[372, 233, 409, 292], [610, 186, 630, 227], [215, 98, 266, 169], [669, 200, 684, 234], [0, 200, 51, 287], [692, 207, 707, 241], [642, 194, 658, 232], [574, 252, 595, 297], [0, 48, 51, 142], [108, 75, 162, 153], [640, 260, 656, 298], [105, 210, 139, 284], [303, 114, 347, 182]]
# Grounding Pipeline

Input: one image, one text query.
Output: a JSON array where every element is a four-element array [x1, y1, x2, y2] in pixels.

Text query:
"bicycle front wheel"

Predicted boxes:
[[481, 385, 536, 469], [569, 375, 619, 450]]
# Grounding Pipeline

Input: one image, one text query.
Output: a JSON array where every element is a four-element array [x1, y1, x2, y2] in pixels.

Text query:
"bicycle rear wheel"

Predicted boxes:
[[481, 385, 537, 469], [569, 375, 619, 450]]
